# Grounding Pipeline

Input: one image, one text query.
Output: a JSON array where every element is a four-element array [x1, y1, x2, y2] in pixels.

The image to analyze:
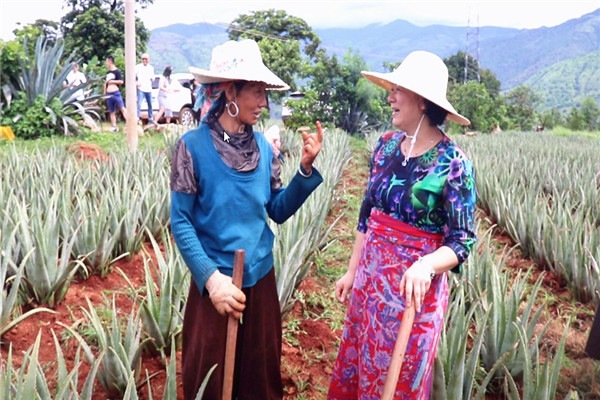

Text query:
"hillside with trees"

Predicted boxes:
[[1, 4, 598, 137]]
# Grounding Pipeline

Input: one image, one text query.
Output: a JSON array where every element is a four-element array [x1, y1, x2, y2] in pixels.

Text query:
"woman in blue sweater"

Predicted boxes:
[[170, 39, 324, 400]]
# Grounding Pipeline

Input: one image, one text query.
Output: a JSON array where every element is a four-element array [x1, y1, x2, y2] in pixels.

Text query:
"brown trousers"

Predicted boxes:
[[585, 303, 600, 360], [182, 268, 283, 400]]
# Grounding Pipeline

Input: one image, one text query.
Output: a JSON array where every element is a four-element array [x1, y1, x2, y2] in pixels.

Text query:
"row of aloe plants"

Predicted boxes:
[[455, 131, 600, 304], [1, 126, 351, 398], [432, 226, 576, 399], [0, 144, 171, 309], [2, 226, 575, 399], [1, 218, 579, 399]]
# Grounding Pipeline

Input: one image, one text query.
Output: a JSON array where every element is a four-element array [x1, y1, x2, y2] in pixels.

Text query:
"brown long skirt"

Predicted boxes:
[[181, 268, 283, 400]]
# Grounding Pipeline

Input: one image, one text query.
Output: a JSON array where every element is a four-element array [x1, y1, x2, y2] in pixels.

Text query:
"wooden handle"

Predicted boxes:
[[381, 303, 416, 400], [222, 249, 245, 400]]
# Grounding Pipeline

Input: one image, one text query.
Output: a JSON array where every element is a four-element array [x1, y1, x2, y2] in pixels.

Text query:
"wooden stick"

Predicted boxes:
[[381, 303, 416, 400], [222, 249, 245, 400]]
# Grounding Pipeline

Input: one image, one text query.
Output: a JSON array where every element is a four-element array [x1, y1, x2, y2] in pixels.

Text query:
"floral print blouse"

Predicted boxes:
[[358, 130, 477, 268]]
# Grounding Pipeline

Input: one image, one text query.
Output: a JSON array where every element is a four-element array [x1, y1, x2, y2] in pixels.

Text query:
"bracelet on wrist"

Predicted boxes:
[[298, 165, 312, 178]]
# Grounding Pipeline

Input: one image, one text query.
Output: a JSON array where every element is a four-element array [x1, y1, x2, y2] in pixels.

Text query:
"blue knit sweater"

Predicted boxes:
[[170, 123, 323, 292]]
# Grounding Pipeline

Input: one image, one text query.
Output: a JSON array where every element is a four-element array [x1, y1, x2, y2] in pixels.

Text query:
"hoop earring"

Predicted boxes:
[[226, 101, 239, 118]]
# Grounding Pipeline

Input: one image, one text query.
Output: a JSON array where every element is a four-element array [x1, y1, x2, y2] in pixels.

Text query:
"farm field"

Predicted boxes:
[[1, 127, 599, 399]]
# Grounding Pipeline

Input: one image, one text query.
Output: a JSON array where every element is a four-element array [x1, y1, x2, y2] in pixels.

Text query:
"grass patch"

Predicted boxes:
[[0, 123, 175, 153]]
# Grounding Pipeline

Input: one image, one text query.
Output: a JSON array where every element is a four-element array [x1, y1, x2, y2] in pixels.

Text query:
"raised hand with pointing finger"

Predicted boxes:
[[300, 121, 324, 175]]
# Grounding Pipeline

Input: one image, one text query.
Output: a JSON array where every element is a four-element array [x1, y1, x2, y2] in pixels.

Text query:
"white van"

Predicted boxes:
[[139, 72, 198, 125]]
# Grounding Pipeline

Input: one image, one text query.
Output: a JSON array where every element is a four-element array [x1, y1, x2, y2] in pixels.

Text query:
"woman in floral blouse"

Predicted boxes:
[[328, 51, 477, 399]]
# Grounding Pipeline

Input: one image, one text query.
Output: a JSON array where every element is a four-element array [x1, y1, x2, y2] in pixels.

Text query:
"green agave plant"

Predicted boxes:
[[7, 36, 101, 137], [147, 341, 216, 400], [434, 226, 514, 399]]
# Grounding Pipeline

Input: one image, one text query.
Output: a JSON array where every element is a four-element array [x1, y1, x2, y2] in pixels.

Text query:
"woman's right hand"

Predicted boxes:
[[335, 271, 355, 303], [205, 271, 246, 319], [335, 231, 365, 303]]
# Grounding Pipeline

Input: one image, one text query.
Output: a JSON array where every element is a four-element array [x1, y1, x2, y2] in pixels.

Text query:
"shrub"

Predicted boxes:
[[1, 94, 63, 139]]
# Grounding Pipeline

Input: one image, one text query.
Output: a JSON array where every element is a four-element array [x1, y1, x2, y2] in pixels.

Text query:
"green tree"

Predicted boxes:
[[227, 9, 321, 99], [291, 50, 343, 127], [444, 51, 501, 95], [566, 106, 586, 131], [448, 81, 507, 133], [539, 108, 563, 129], [504, 85, 539, 131], [580, 96, 600, 131], [13, 19, 61, 47], [0, 40, 22, 93], [289, 49, 387, 134], [60, 0, 151, 63]]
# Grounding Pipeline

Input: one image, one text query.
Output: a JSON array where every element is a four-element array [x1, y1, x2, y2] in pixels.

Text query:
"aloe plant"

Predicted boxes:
[[432, 281, 485, 399], [1, 145, 174, 285], [69, 180, 126, 277], [63, 296, 150, 398], [433, 226, 513, 399], [50, 330, 103, 400], [502, 321, 570, 400], [0, 330, 101, 399], [14, 193, 85, 307], [124, 229, 188, 356], [477, 262, 548, 389], [0, 226, 55, 335], [147, 341, 217, 400], [271, 127, 352, 315]]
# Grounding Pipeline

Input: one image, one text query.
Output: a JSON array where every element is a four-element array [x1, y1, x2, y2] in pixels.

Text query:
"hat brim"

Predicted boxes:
[[362, 71, 470, 126], [189, 66, 290, 91]]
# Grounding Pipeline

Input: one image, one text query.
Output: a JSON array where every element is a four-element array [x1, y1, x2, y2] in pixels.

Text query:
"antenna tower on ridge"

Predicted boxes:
[[464, 3, 481, 83]]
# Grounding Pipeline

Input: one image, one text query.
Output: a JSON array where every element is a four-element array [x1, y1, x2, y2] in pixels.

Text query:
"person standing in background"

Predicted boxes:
[[154, 66, 173, 124], [64, 62, 87, 102], [104, 56, 127, 132], [135, 53, 155, 125]]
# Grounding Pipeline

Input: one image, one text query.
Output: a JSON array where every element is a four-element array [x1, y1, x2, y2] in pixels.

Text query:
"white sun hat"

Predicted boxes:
[[361, 50, 470, 125], [189, 39, 290, 91]]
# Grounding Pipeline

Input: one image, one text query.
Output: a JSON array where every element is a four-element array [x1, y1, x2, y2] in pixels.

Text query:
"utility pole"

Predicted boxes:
[[124, 0, 138, 152]]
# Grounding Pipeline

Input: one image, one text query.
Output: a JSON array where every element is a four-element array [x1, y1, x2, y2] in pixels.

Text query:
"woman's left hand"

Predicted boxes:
[[301, 121, 324, 172], [399, 261, 433, 312]]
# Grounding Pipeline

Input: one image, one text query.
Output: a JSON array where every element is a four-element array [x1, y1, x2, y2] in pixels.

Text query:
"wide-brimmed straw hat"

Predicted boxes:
[[189, 39, 290, 91], [361, 50, 470, 125]]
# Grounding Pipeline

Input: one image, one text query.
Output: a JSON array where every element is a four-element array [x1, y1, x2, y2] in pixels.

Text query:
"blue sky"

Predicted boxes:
[[2, 0, 599, 41]]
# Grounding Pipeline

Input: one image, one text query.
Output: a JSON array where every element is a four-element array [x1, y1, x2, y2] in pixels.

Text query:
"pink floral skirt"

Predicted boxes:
[[328, 210, 448, 400]]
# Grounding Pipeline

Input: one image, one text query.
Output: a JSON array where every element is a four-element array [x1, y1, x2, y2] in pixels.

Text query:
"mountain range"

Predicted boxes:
[[147, 8, 600, 112]]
